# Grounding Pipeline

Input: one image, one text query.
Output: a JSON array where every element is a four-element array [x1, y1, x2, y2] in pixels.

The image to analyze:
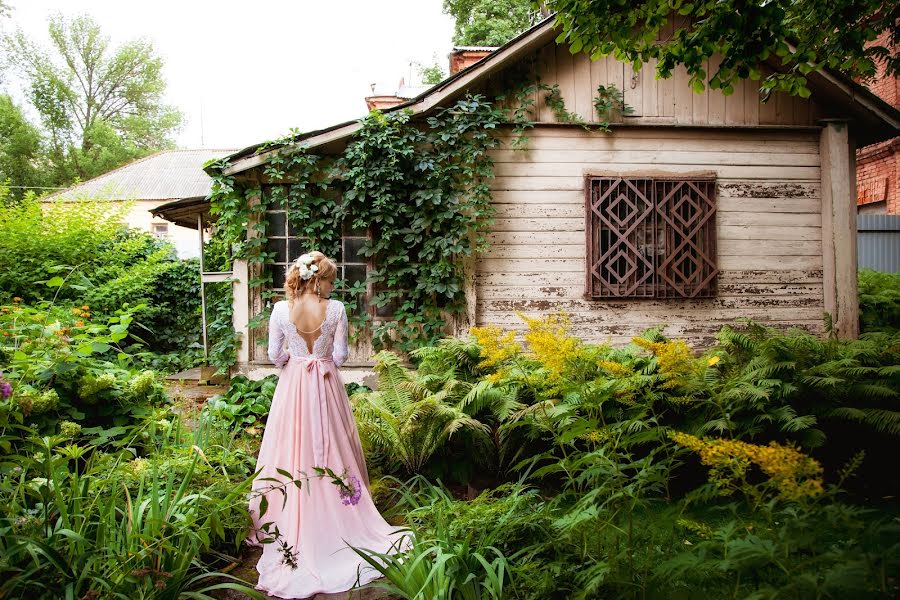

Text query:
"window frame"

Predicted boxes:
[[150, 222, 169, 238], [262, 208, 396, 320], [584, 175, 718, 300]]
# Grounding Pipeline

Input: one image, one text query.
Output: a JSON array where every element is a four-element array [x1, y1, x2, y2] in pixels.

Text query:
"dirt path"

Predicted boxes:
[[165, 379, 227, 429]]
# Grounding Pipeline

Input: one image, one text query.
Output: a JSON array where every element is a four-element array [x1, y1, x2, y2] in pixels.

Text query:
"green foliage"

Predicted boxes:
[[358, 315, 900, 599], [0, 198, 127, 303], [540, 82, 588, 126], [0, 198, 202, 369], [0, 299, 168, 430], [0, 94, 47, 201], [0, 410, 267, 599], [443, 0, 540, 46], [352, 478, 520, 598], [546, 0, 899, 99], [593, 83, 634, 128], [206, 281, 240, 375], [2, 13, 182, 184], [203, 375, 277, 430], [859, 269, 900, 333], [708, 324, 900, 444], [416, 57, 447, 85], [350, 350, 495, 475]]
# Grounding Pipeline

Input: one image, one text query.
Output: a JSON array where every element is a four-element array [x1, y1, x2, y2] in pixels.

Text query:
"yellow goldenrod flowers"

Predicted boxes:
[[670, 431, 824, 502]]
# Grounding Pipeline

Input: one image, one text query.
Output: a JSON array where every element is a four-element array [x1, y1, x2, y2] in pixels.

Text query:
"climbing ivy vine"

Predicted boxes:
[[205, 82, 631, 370]]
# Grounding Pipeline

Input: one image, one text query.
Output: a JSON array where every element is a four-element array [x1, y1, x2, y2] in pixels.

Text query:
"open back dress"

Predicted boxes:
[[246, 298, 410, 598]]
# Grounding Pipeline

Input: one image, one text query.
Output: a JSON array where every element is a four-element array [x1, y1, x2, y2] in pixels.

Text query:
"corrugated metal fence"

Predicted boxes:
[[858, 214, 900, 272]]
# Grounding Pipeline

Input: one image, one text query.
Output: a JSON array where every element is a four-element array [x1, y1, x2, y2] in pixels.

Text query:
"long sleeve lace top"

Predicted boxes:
[[267, 299, 349, 368]]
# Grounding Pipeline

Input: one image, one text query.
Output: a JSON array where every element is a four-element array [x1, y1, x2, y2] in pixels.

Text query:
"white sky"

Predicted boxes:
[[3, 0, 456, 150]]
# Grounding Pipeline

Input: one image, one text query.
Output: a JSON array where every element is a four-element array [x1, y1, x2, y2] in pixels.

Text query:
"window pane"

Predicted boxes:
[[266, 212, 287, 238], [587, 178, 656, 298], [343, 221, 368, 237], [272, 266, 286, 289], [267, 238, 288, 264], [351, 296, 368, 317], [344, 237, 367, 263], [376, 297, 398, 318], [345, 264, 367, 285], [655, 179, 718, 298]]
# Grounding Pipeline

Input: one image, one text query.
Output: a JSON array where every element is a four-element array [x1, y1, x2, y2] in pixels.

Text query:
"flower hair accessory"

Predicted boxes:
[[293, 253, 319, 280]]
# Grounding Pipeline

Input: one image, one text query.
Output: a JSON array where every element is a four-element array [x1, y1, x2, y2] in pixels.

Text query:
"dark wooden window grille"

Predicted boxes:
[[586, 177, 718, 299]]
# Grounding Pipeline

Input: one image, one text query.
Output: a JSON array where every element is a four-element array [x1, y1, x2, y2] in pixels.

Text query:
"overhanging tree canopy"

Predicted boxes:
[[544, 0, 899, 97]]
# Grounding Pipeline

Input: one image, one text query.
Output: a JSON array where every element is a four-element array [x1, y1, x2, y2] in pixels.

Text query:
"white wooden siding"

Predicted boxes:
[[526, 40, 823, 127], [475, 127, 825, 346]]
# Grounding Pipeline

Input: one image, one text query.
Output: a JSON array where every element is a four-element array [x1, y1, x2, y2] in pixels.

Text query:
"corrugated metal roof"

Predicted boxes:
[[45, 149, 238, 202]]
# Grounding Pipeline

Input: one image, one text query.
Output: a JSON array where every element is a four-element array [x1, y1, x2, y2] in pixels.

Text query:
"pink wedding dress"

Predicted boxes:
[[246, 298, 410, 599]]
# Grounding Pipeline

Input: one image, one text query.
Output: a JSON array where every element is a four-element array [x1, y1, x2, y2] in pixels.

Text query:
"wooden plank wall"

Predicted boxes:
[[529, 40, 823, 127], [477, 127, 826, 347]]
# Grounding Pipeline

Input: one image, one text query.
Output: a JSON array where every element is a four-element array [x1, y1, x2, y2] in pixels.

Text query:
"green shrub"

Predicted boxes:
[[0, 428, 265, 599], [859, 269, 900, 333], [0, 300, 167, 431], [203, 374, 277, 430], [0, 198, 203, 367]]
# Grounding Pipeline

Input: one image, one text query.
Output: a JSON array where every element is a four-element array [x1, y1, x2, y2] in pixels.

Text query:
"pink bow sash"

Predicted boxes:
[[291, 355, 333, 466]]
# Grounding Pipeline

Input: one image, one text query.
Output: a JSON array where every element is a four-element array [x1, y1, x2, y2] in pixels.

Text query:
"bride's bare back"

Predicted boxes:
[[288, 297, 329, 354]]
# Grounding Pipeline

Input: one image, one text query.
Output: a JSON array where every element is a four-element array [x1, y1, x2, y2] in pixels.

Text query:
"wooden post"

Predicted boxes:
[[232, 258, 251, 364], [245, 183, 265, 362], [819, 119, 859, 339], [460, 252, 478, 336], [198, 214, 209, 362]]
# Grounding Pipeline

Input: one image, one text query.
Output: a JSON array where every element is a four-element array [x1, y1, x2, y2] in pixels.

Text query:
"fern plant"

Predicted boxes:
[[350, 351, 495, 474], [704, 323, 900, 444]]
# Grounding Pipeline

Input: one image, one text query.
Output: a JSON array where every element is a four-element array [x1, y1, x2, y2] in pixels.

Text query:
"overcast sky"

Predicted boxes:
[[3, 0, 456, 151]]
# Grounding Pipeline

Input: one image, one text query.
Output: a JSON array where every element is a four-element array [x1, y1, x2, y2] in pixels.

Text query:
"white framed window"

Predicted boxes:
[[151, 222, 169, 238]]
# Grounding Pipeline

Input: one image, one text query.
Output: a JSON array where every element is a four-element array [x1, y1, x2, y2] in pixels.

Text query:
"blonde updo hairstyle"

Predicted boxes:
[[285, 251, 338, 302]]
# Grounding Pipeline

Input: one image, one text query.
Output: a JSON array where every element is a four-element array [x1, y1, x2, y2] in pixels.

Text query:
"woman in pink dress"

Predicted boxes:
[[246, 251, 410, 599]]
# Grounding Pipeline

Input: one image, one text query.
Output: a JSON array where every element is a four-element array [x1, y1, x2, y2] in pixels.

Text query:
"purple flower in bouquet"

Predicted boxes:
[[314, 466, 363, 507], [338, 474, 362, 506]]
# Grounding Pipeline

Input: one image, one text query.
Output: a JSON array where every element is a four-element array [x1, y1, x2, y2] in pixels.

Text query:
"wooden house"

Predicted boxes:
[[154, 17, 900, 380]]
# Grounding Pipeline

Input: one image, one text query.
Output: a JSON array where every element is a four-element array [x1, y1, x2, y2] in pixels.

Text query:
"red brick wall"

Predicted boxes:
[[449, 50, 493, 75], [857, 139, 900, 213], [867, 31, 899, 109], [856, 30, 899, 214]]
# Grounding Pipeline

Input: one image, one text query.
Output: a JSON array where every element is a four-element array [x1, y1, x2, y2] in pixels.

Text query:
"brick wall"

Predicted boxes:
[[449, 49, 494, 75], [857, 139, 900, 214], [857, 30, 899, 214]]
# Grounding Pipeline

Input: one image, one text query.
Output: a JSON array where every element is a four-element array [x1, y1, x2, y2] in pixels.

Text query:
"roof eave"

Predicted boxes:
[[151, 196, 211, 230]]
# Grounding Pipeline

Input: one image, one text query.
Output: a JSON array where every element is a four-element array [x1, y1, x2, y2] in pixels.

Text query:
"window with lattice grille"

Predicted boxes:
[[585, 177, 718, 299]]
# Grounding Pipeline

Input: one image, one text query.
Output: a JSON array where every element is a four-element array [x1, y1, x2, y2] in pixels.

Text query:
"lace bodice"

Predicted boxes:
[[267, 299, 349, 367]]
